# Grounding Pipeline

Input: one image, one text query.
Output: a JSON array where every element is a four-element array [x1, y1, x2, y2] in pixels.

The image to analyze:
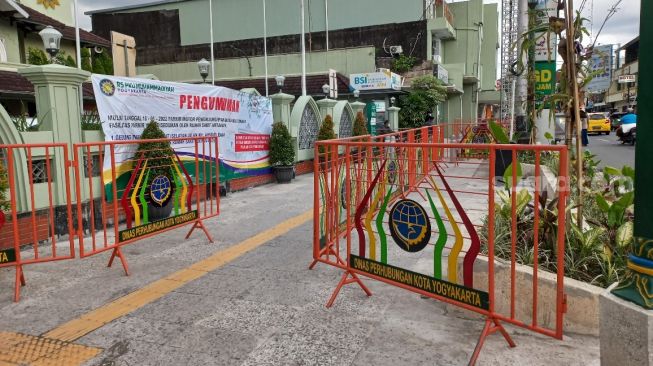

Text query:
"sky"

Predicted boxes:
[[78, 0, 640, 48]]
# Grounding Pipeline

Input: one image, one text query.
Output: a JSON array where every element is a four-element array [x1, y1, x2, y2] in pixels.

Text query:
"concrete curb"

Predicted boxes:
[[472, 255, 603, 336]]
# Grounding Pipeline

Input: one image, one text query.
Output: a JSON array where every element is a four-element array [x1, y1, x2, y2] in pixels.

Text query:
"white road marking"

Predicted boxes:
[[598, 139, 610, 142]]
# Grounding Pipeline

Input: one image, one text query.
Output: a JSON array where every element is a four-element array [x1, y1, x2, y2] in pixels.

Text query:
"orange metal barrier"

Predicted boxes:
[[312, 126, 569, 365], [0, 143, 76, 302], [73, 136, 219, 275]]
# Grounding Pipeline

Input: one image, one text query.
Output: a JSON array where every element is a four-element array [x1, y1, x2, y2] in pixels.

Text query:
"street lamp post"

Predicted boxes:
[[38, 26, 62, 63], [197, 58, 211, 84], [275, 75, 285, 93]]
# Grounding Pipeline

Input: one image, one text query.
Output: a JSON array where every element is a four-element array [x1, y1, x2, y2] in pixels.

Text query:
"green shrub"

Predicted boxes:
[[136, 120, 173, 179], [269, 122, 294, 166], [0, 158, 10, 211], [398, 75, 446, 129], [92, 57, 106, 74], [27, 47, 48, 65], [316, 114, 336, 156], [81, 48, 93, 72], [391, 54, 417, 73], [98, 50, 114, 75], [352, 111, 368, 137]]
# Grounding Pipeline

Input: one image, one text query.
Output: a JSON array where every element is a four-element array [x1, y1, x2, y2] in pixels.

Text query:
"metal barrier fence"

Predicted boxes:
[[312, 125, 569, 365], [1, 136, 219, 301], [0, 143, 76, 302], [73, 136, 220, 275]]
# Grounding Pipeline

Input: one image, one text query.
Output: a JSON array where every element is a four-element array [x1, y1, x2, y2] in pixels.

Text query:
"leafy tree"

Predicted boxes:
[[81, 48, 93, 72], [99, 50, 114, 75], [352, 111, 368, 137], [398, 75, 446, 129], [136, 120, 173, 178], [63, 54, 76, 67], [92, 57, 106, 74], [269, 122, 294, 166]]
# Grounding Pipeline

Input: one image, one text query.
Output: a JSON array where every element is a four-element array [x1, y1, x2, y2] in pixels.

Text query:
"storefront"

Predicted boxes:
[[349, 69, 404, 134]]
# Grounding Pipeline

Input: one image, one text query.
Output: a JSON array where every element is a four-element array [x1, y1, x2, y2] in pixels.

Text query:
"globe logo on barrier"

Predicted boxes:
[[150, 175, 172, 207], [99, 79, 115, 96], [389, 199, 431, 253]]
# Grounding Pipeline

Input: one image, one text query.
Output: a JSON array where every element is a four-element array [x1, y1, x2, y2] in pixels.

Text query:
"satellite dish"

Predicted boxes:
[[94, 46, 104, 54]]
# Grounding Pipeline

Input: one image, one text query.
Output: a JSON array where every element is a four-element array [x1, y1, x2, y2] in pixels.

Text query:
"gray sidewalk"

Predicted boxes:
[[0, 174, 599, 365]]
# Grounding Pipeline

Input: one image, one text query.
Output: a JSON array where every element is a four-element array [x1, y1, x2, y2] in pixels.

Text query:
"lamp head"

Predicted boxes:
[[197, 58, 210, 82], [322, 83, 330, 97], [38, 26, 62, 62]]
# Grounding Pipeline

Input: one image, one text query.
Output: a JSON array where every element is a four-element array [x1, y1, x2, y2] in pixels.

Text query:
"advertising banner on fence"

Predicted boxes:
[[92, 75, 273, 183]]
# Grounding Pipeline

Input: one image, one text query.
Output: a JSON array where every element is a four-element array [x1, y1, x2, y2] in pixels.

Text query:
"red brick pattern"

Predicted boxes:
[[0, 214, 51, 250]]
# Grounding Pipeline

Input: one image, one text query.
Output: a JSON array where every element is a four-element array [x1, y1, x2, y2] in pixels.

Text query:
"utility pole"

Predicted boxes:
[[611, 0, 653, 309]]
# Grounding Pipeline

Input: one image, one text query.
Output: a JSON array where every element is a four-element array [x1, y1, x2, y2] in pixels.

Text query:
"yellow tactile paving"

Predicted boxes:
[[43, 318, 105, 343], [0, 332, 101, 366], [34, 209, 312, 362]]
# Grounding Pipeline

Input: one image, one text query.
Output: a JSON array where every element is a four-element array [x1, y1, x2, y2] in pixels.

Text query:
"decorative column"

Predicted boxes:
[[316, 97, 337, 121], [350, 100, 366, 117], [270, 92, 295, 128], [19, 64, 90, 204], [387, 106, 400, 131], [599, 1, 653, 365]]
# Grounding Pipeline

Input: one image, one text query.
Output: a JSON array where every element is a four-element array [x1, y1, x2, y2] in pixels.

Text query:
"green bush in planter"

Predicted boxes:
[[269, 122, 294, 166], [136, 120, 174, 179], [352, 111, 368, 138], [317, 114, 336, 155]]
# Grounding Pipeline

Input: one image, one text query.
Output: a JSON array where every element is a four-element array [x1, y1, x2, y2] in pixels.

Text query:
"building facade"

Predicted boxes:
[[605, 37, 638, 112], [0, 0, 109, 115], [88, 0, 499, 124]]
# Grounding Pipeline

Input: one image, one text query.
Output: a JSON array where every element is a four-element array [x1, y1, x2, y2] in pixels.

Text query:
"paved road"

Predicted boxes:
[[0, 174, 600, 366], [586, 131, 636, 169]]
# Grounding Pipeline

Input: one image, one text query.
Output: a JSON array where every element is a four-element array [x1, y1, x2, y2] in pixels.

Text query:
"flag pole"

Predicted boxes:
[[263, 0, 269, 96], [209, 0, 215, 84], [73, 0, 81, 69], [300, 0, 307, 96], [325, 0, 329, 53]]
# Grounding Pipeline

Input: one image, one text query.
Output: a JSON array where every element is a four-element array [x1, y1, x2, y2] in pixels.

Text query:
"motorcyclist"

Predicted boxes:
[[621, 108, 637, 125], [616, 108, 637, 144]]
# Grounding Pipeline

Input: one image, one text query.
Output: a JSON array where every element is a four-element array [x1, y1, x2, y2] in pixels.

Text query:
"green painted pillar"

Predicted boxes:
[[316, 98, 337, 121], [18, 64, 90, 205], [611, 0, 653, 309], [270, 92, 295, 128], [387, 106, 400, 131]]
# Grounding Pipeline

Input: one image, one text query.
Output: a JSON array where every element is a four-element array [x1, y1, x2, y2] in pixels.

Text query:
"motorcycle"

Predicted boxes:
[[616, 123, 636, 145]]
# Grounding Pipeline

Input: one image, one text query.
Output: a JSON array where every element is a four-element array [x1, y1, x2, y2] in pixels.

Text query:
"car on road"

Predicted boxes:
[[610, 112, 627, 131], [588, 112, 611, 135]]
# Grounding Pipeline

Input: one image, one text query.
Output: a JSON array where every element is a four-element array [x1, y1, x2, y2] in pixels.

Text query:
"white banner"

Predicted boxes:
[[91, 75, 273, 182]]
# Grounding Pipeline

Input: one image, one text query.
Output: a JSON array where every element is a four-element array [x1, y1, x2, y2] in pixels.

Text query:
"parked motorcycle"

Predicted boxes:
[[616, 123, 636, 145]]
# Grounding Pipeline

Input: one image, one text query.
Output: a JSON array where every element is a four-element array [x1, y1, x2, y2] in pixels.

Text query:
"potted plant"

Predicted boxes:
[[136, 120, 175, 220], [351, 111, 368, 163], [269, 122, 295, 183], [488, 120, 518, 182]]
